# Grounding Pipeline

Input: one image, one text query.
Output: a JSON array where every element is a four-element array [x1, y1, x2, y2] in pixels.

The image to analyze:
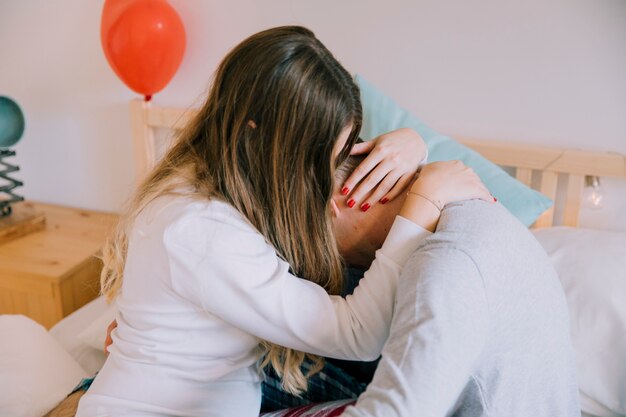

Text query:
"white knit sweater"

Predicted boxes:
[[76, 195, 429, 417]]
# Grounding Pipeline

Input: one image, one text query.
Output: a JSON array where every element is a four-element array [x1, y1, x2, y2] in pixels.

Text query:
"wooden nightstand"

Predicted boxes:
[[0, 202, 118, 328]]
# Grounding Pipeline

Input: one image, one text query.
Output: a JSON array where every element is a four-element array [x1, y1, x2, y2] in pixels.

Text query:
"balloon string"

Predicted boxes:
[[144, 95, 152, 102]]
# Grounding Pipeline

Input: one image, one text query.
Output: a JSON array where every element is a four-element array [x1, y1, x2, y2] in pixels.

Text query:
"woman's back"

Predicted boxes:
[[93, 25, 368, 409], [78, 195, 265, 416], [78, 191, 430, 416]]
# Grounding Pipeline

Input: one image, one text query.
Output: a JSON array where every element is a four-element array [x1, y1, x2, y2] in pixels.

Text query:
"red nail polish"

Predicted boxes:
[[361, 203, 370, 212], [341, 187, 350, 196], [380, 197, 389, 204], [348, 199, 355, 208], [494, 197, 498, 202]]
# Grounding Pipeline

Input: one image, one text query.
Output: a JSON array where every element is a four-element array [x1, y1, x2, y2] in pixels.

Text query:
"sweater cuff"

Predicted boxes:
[[379, 215, 432, 266]]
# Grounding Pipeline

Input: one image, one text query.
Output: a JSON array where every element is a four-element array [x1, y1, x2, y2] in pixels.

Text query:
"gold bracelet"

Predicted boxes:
[[407, 191, 443, 212]]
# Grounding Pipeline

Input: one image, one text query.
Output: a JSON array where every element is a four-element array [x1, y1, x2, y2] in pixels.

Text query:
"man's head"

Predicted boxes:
[[331, 155, 410, 268]]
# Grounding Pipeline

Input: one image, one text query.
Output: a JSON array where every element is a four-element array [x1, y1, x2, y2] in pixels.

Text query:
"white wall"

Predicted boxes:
[[1, 0, 625, 230]]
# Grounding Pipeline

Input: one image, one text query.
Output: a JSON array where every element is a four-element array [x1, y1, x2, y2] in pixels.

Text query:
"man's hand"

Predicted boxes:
[[104, 319, 117, 355]]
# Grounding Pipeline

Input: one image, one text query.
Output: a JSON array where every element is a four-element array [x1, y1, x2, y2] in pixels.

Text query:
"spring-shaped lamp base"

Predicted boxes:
[[0, 149, 24, 217]]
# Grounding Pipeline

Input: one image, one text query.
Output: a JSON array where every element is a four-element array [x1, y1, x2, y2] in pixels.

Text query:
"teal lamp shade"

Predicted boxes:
[[0, 96, 25, 148]]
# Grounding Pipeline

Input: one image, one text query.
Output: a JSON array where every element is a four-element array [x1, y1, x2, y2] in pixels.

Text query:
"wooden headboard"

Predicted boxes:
[[129, 99, 626, 229]]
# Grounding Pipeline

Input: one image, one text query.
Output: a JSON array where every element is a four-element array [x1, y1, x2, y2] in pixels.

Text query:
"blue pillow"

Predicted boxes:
[[355, 74, 552, 227]]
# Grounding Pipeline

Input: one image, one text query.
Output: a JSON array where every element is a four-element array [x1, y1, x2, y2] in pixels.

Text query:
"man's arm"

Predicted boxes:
[[342, 246, 489, 417]]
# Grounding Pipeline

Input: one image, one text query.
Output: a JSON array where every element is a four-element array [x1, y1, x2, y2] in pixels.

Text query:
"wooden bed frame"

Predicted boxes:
[[129, 99, 626, 229]]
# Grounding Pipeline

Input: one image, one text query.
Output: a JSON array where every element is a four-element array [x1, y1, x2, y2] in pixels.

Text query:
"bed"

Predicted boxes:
[[2, 95, 625, 417], [127, 98, 626, 229]]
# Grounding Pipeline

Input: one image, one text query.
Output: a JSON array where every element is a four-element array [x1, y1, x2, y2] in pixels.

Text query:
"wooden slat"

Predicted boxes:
[[132, 103, 626, 230], [550, 150, 626, 178], [534, 211, 553, 228], [459, 138, 626, 178], [130, 100, 157, 185], [563, 174, 584, 227], [515, 168, 533, 187], [462, 139, 561, 170], [539, 171, 559, 200], [534, 171, 559, 228], [146, 105, 193, 130]]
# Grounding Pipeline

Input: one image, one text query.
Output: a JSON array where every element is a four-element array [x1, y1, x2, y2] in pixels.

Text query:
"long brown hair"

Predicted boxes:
[[100, 26, 362, 394]]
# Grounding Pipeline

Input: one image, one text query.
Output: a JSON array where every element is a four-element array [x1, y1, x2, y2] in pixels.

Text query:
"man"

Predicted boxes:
[[332, 155, 580, 416]]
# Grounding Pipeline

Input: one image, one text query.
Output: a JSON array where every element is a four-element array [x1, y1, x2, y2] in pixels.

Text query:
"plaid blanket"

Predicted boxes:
[[260, 399, 355, 417], [260, 358, 366, 412]]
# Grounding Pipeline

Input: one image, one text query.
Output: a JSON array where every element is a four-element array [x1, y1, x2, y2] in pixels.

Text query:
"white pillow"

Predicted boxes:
[[49, 296, 110, 375], [76, 302, 118, 352], [0, 315, 88, 417], [533, 227, 626, 417]]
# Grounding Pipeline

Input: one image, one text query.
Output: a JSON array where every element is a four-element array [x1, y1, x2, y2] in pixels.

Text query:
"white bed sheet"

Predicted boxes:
[[49, 296, 108, 375]]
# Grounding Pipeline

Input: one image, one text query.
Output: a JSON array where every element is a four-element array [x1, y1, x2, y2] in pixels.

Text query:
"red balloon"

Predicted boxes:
[[101, 0, 186, 100]]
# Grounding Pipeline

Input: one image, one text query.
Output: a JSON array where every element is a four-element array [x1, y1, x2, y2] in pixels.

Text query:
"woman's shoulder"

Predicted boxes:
[[140, 194, 263, 252], [143, 194, 250, 229]]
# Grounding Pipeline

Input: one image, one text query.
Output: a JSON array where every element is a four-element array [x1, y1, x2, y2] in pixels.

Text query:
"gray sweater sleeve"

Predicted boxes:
[[342, 246, 489, 417]]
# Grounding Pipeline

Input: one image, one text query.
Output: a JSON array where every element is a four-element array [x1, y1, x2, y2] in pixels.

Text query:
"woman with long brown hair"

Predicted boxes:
[[76, 26, 491, 416]]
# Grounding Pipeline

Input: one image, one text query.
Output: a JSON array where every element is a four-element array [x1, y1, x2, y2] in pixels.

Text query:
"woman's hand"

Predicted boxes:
[[104, 319, 117, 355], [342, 128, 427, 211], [400, 161, 494, 232], [412, 160, 493, 207]]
